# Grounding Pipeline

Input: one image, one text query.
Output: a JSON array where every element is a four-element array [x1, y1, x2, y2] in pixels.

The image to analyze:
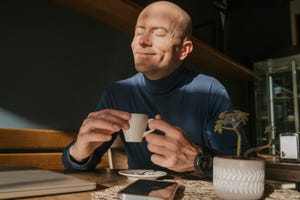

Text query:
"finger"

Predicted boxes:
[[174, 126, 199, 155], [146, 128, 193, 153], [83, 109, 132, 131], [146, 132, 197, 161], [81, 117, 123, 133], [147, 142, 168, 154], [151, 151, 194, 172], [151, 153, 167, 167], [94, 113, 130, 130], [87, 110, 130, 129], [88, 109, 130, 120], [150, 152, 184, 169], [147, 135, 195, 160], [148, 119, 176, 137], [146, 133, 178, 151], [149, 120, 190, 144], [78, 130, 113, 143]]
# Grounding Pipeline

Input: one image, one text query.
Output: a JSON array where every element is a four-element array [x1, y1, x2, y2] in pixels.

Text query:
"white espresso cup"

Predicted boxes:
[[122, 113, 154, 142]]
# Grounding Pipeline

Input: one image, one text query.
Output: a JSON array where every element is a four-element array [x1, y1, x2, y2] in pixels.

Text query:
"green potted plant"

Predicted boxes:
[[213, 110, 274, 200]]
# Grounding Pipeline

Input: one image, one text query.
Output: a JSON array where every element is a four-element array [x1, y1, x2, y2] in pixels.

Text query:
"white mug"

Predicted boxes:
[[122, 113, 154, 142]]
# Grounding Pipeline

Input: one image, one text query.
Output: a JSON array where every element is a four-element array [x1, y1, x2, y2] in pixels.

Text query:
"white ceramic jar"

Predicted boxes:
[[213, 156, 265, 200]]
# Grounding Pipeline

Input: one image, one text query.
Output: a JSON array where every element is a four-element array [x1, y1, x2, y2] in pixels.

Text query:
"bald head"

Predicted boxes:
[[131, 1, 193, 80], [138, 1, 192, 41]]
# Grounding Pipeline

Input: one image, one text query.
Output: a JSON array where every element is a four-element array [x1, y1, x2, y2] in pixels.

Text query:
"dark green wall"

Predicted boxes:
[[0, 0, 135, 131]]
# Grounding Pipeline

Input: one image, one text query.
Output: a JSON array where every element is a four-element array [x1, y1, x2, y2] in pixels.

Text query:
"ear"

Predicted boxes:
[[179, 40, 193, 61]]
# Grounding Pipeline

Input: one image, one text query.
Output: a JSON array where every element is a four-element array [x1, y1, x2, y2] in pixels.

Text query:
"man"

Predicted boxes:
[[62, 1, 250, 173]]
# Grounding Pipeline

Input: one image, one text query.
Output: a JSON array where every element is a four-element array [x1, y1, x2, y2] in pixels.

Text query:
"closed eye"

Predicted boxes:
[[153, 28, 168, 36], [135, 27, 145, 36]]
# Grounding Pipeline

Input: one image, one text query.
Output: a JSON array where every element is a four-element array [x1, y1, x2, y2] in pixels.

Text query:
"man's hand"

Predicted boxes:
[[145, 115, 199, 172], [70, 109, 130, 162]]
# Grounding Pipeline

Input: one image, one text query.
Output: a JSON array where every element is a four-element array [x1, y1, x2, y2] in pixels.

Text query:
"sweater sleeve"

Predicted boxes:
[[62, 140, 101, 171], [204, 81, 251, 156], [61, 90, 118, 171], [62, 135, 118, 171]]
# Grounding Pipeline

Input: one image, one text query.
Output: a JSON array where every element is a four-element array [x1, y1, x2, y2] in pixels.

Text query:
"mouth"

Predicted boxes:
[[135, 50, 156, 56]]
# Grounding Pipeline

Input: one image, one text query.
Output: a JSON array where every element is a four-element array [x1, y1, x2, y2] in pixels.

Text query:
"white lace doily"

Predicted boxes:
[[91, 180, 217, 200], [90, 179, 300, 200]]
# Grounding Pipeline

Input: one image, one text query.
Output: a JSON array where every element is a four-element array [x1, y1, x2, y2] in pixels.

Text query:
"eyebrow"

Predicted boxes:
[[135, 25, 169, 33]]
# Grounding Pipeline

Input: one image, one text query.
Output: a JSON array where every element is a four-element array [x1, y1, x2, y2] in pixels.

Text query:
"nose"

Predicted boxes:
[[139, 32, 152, 47]]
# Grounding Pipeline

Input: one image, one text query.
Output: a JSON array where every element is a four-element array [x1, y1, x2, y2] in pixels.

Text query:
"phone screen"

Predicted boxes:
[[118, 179, 179, 200]]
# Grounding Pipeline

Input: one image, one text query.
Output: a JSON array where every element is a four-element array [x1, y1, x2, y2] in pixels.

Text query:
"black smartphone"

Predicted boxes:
[[118, 179, 179, 200]]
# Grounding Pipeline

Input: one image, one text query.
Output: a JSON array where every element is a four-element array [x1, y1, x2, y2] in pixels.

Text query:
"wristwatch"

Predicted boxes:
[[194, 147, 213, 175]]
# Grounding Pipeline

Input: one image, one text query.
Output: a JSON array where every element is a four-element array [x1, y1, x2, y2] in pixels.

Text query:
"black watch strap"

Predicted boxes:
[[194, 147, 213, 175]]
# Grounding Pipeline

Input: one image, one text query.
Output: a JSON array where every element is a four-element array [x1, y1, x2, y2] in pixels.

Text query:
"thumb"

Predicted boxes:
[[148, 119, 174, 137], [154, 114, 162, 120]]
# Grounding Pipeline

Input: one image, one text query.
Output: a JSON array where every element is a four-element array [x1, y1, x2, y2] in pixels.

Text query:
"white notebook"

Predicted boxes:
[[0, 168, 96, 199]]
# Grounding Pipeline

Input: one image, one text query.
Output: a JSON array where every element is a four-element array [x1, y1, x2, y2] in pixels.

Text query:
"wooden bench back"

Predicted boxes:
[[0, 128, 108, 170]]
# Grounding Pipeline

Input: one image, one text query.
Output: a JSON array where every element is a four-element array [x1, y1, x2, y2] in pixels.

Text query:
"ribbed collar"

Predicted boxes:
[[142, 63, 187, 96]]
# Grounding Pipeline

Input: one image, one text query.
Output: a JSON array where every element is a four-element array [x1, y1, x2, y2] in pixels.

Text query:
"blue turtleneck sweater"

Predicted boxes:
[[62, 64, 251, 171]]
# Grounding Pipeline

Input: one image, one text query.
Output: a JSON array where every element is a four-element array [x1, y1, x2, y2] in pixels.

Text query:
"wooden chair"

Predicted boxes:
[[108, 135, 128, 169], [0, 128, 109, 170]]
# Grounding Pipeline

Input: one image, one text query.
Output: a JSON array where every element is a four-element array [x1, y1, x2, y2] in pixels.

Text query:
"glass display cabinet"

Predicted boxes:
[[254, 54, 300, 154]]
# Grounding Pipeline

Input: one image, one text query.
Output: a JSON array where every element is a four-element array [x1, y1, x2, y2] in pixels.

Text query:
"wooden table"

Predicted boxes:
[[18, 168, 130, 200], [265, 158, 300, 191], [16, 168, 300, 200]]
